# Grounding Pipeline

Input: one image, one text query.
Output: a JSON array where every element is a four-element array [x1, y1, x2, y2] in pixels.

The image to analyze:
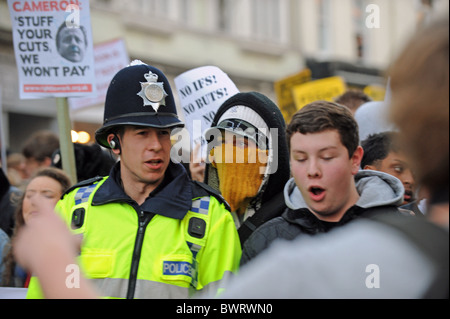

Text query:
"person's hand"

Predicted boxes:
[[13, 205, 97, 299], [13, 204, 80, 271], [189, 143, 206, 182]]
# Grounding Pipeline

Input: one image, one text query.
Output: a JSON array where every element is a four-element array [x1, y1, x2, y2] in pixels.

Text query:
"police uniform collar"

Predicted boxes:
[[141, 162, 193, 219], [93, 162, 192, 220]]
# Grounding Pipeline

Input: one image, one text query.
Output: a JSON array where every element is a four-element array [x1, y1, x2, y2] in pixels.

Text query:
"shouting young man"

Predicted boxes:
[[241, 101, 406, 264]]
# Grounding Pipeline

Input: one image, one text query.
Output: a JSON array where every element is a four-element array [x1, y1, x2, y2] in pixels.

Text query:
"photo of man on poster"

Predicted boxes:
[[56, 22, 88, 63]]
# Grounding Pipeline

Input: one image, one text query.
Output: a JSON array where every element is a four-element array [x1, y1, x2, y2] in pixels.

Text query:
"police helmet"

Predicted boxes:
[[95, 61, 184, 149]]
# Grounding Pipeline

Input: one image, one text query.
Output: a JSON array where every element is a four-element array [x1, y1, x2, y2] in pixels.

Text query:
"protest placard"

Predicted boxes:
[[174, 66, 239, 151], [69, 38, 129, 110], [274, 69, 311, 123], [292, 76, 347, 110], [8, 0, 96, 99], [364, 84, 386, 102]]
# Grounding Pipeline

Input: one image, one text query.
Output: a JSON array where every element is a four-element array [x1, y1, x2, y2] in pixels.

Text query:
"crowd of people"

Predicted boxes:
[[0, 17, 448, 299]]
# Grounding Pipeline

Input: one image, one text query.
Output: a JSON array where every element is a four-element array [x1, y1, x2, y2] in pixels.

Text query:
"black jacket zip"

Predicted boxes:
[[126, 209, 154, 299]]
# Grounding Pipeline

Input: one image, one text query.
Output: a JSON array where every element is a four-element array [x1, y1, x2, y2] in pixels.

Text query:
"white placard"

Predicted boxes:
[[69, 38, 129, 110], [174, 66, 239, 149], [0, 288, 28, 299], [8, 0, 96, 99]]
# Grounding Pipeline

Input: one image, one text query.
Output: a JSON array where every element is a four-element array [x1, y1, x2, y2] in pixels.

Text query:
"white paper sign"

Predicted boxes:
[[69, 38, 129, 110], [0, 288, 28, 299], [174, 66, 239, 148], [8, 0, 96, 99]]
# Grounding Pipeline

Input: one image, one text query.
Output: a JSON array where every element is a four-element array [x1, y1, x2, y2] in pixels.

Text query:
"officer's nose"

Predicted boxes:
[[146, 131, 163, 152]]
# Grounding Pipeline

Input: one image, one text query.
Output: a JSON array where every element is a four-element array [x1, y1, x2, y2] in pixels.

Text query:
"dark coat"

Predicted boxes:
[[0, 170, 20, 237]]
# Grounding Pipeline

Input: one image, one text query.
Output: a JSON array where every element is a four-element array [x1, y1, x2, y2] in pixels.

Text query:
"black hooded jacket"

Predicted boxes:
[[0, 170, 20, 237], [204, 92, 290, 245]]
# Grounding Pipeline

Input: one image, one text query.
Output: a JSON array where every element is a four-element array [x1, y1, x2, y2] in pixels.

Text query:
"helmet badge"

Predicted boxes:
[[137, 71, 169, 112]]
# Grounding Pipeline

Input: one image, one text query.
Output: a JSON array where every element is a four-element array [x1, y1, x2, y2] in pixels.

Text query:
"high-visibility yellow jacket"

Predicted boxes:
[[27, 163, 241, 299]]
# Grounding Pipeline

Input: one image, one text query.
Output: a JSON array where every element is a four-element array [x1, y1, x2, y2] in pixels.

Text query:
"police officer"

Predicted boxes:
[[26, 61, 241, 299]]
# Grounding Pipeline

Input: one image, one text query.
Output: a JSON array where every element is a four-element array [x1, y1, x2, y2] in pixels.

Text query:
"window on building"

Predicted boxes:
[[144, 0, 169, 16], [218, 0, 233, 32], [124, 0, 169, 17], [179, 0, 190, 23], [317, 0, 331, 53], [249, 0, 287, 43]]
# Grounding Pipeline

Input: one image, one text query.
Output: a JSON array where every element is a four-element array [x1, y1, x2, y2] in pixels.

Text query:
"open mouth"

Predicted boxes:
[[404, 190, 414, 202], [309, 186, 326, 201], [145, 159, 164, 169]]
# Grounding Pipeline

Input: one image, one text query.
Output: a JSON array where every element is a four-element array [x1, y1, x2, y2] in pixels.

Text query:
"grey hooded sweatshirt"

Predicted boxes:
[[241, 170, 406, 265]]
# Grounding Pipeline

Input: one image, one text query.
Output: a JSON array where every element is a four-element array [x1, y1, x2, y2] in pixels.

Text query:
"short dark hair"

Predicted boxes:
[[361, 131, 401, 168], [335, 90, 372, 112], [286, 101, 359, 158], [22, 130, 60, 162]]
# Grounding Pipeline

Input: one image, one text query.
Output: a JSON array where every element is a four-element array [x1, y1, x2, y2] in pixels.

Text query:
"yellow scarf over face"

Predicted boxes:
[[210, 144, 268, 213]]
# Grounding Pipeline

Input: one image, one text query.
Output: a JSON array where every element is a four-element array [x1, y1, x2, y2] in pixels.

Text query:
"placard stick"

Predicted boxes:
[[56, 97, 77, 184]]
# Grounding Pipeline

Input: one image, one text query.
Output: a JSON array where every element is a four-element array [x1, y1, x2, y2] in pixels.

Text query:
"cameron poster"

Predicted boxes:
[[8, 0, 96, 99]]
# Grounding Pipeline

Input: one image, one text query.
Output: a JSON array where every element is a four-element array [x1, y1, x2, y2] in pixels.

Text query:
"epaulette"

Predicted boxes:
[[61, 176, 105, 199], [191, 181, 230, 211]]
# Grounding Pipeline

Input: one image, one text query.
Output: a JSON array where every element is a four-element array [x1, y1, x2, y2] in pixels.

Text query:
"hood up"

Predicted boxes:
[[205, 92, 290, 212]]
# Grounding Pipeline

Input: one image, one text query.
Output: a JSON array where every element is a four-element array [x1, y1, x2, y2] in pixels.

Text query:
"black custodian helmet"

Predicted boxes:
[[95, 61, 184, 149]]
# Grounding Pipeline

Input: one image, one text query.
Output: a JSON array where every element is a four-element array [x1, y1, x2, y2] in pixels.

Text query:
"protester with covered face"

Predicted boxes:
[[204, 92, 290, 246]]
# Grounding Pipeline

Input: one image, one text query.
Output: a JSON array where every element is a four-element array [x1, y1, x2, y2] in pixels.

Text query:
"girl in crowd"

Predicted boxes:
[[1, 167, 71, 287]]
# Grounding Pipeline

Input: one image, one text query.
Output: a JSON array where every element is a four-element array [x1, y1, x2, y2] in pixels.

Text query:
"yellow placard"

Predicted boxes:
[[364, 84, 386, 101], [274, 69, 312, 123], [292, 76, 347, 110]]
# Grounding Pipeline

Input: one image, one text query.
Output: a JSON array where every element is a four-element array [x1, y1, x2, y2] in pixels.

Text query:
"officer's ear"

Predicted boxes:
[[107, 134, 121, 155]]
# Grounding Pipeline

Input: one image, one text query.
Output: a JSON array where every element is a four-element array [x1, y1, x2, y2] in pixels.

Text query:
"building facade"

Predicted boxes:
[[0, 0, 448, 153]]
